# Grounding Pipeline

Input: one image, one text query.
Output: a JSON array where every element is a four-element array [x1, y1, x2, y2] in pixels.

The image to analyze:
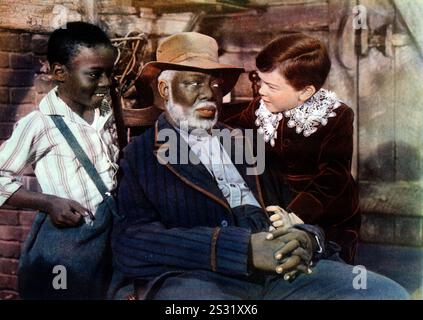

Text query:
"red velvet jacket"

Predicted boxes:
[[226, 97, 361, 264]]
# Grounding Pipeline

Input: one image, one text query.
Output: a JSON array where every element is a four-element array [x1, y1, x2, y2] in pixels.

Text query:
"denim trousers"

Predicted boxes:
[[152, 259, 409, 300]]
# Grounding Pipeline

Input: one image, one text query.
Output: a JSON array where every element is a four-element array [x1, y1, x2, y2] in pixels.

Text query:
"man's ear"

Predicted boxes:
[[158, 80, 170, 101], [51, 63, 67, 82], [299, 85, 316, 103]]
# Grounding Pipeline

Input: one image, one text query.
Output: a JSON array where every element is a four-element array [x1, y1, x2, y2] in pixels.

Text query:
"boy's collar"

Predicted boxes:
[[39, 86, 112, 127], [255, 88, 342, 144]]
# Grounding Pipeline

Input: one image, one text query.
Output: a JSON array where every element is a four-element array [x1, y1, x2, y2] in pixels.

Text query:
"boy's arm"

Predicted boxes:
[[5, 188, 91, 227]]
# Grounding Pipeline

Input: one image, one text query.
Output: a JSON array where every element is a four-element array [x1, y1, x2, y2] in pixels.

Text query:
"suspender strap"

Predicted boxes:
[[50, 115, 110, 198]]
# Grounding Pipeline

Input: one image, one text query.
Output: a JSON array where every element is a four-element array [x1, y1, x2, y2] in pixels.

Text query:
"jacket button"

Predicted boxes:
[[221, 220, 228, 227], [282, 139, 291, 147]]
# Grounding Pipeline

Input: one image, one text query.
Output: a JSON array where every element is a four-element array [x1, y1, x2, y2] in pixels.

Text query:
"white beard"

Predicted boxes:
[[165, 90, 218, 131]]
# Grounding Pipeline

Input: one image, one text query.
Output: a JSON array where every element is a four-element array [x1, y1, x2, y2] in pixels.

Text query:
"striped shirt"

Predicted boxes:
[[0, 87, 119, 215]]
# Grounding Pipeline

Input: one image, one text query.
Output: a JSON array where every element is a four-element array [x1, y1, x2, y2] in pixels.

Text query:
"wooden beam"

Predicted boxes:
[[202, 3, 329, 36], [358, 0, 396, 182], [360, 181, 423, 217], [133, 0, 250, 13], [115, 0, 133, 6], [0, 3, 82, 33]]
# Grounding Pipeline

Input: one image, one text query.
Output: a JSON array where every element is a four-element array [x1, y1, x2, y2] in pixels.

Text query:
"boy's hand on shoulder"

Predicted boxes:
[[45, 195, 93, 228], [266, 205, 304, 232]]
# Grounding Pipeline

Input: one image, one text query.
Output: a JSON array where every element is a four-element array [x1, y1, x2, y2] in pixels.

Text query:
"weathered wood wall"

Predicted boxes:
[[357, 0, 423, 245]]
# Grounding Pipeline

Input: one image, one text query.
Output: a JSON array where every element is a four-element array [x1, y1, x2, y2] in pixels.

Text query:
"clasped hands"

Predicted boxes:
[[250, 206, 315, 281]]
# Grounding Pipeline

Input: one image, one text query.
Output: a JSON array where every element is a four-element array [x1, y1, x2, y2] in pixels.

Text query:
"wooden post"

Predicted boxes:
[[81, 0, 98, 24]]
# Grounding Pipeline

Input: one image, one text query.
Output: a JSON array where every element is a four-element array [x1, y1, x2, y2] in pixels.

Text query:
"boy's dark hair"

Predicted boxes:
[[256, 33, 331, 91], [47, 21, 115, 67]]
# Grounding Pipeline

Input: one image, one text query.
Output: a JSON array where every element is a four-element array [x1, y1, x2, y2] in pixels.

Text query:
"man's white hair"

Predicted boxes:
[[158, 70, 177, 84]]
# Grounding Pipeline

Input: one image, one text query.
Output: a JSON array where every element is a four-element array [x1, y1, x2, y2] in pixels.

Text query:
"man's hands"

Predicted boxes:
[[46, 195, 94, 228], [267, 228, 315, 280], [250, 227, 316, 280]]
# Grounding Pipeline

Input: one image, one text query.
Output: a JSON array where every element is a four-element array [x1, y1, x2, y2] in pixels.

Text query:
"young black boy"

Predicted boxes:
[[0, 21, 120, 299]]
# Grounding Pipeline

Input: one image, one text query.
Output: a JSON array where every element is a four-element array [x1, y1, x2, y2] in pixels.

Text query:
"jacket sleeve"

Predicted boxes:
[[112, 141, 252, 279], [287, 106, 357, 224]]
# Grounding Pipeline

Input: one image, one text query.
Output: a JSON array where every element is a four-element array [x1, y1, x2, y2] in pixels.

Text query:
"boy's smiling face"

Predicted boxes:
[[257, 69, 316, 113], [257, 69, 303, 113], [53, 45, 116, 112]]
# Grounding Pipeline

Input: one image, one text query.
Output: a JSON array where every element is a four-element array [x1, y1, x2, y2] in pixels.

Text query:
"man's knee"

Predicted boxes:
[[314, 260, 409, 300], [362, 271, 409, 300], [154, 271, 240, 300]]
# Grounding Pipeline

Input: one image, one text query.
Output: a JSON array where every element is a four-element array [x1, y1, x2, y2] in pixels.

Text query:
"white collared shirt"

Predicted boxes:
[[0, 87, 119, 215], [179, 129, 261, 209]]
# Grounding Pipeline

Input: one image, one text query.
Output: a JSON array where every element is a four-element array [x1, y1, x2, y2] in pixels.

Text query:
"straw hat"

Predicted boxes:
[[140, 32, 244, 96]]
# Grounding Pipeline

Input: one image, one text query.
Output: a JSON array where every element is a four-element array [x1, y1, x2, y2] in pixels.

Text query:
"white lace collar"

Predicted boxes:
[[255, 88, 341, 146]]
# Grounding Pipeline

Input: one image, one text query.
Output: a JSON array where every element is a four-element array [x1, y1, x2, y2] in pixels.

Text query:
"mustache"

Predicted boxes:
[[94, 88, 110, 95], [194, 101, 218, 111]]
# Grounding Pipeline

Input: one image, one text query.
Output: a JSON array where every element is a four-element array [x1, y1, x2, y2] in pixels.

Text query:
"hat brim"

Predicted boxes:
[[139, 58, 244, 96]]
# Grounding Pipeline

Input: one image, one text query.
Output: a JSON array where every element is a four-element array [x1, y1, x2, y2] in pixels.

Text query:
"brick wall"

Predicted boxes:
[[0, 6, 82, 299], [0, 29, 52, 299], [0, 209, 35, 299]]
